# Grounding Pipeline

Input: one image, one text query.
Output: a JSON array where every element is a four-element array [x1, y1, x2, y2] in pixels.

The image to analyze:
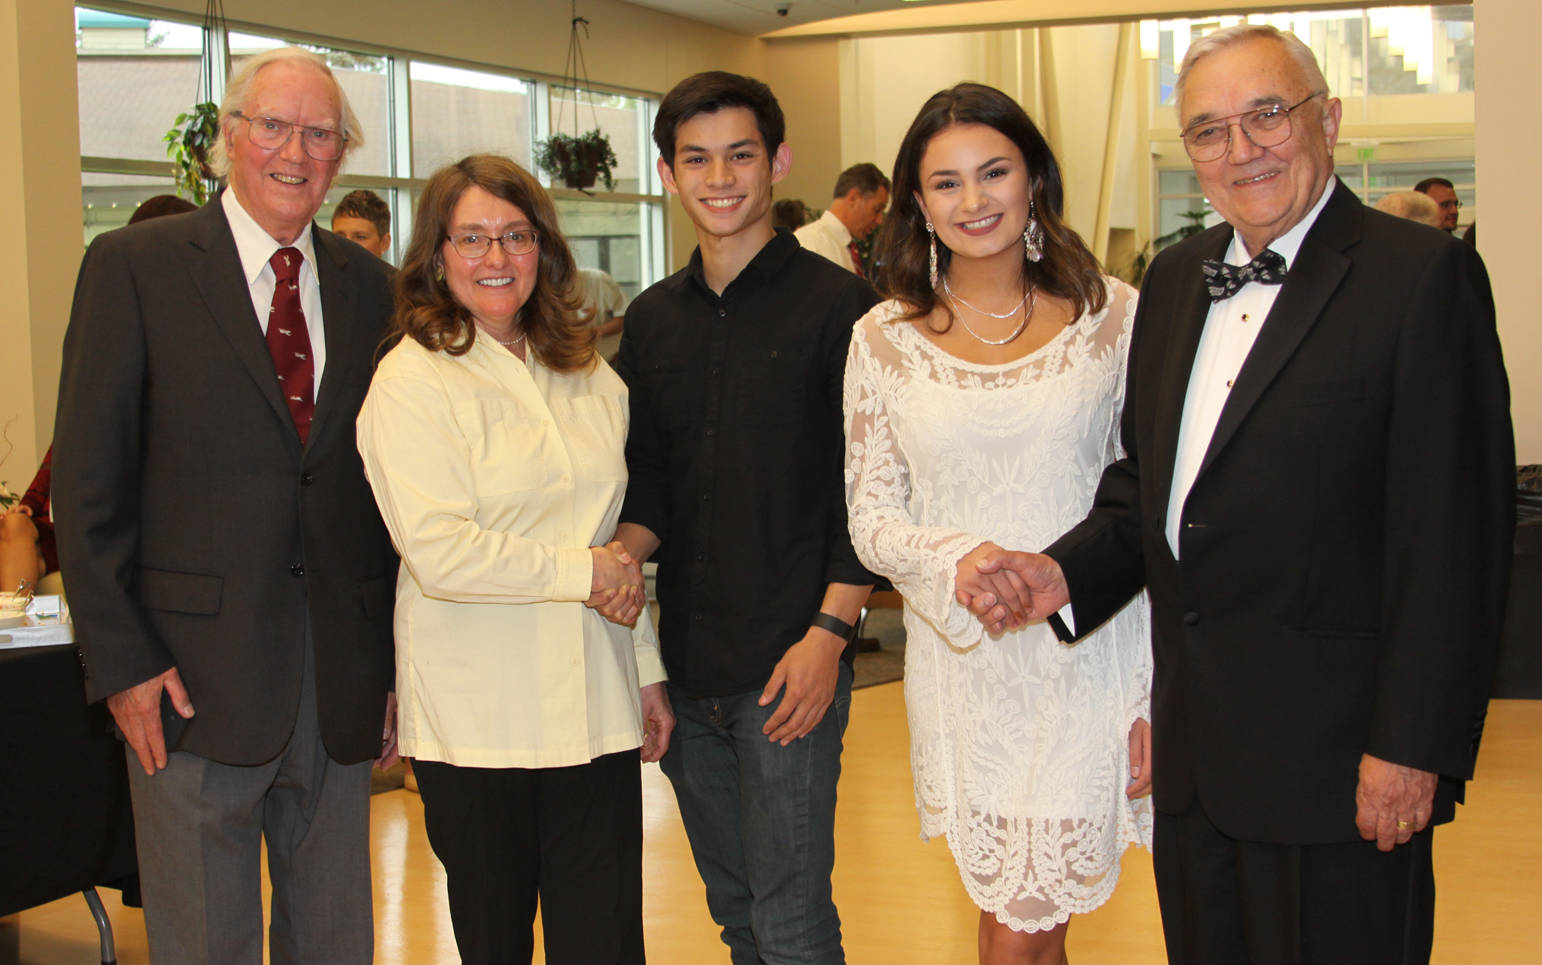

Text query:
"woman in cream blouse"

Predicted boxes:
[[357, 154, 672, 965]]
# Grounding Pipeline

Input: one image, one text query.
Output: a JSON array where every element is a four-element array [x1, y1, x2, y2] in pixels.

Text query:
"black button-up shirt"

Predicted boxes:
[[615, 229, 880, 697]]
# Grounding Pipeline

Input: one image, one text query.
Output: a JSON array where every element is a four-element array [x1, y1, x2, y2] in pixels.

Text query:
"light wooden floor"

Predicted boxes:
[[5, 687, 1540, 964]]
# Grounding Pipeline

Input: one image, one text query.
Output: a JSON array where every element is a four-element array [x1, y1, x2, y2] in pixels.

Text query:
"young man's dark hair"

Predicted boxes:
[[831, 162, 890, 200], [334, 188, 392, 237], [652, 70, 785, 169], [1413, 176, 1455, 195]]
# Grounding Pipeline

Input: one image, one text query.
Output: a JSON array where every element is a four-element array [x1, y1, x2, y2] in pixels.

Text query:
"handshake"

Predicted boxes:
[[586, 540, 647, 627], [953, 541, 1071, 636]]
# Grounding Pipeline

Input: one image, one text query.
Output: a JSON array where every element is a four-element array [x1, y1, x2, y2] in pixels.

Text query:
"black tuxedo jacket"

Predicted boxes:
[[1047, 180, 1513, 844], [54, 196, 398, 766]]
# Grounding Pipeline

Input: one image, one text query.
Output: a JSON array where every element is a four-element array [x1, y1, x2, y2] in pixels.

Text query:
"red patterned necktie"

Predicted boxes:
[[266, 247, 315, 443], [847, 241, 866, 278]]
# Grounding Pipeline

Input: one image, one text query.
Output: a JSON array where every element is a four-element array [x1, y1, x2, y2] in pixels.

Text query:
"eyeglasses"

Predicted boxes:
[[1180, 93, 1324, 162], [232, 111, 348, 161], [1436, 198, 1462, 210], [445, 230, 540, 259]]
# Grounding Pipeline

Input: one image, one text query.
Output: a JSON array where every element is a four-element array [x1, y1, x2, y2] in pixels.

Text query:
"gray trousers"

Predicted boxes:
[[125, 634, 373, 965]]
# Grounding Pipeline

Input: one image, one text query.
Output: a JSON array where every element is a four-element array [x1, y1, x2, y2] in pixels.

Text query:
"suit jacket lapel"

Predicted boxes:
[[1195, 180, 1359, 482], [1152, 226, 1232, 520], [308, 227, 359, 454], [186, 200, 297, 442]]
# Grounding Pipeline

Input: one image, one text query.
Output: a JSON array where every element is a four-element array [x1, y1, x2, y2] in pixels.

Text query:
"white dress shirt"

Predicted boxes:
[[1164, 181, 1335, 558], [222, 188, 326, 392], [357, 336, 666, 768], [794, 208, 859, 273]]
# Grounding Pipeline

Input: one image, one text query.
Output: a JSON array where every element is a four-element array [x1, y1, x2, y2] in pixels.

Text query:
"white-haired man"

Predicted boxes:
[[54, 47, 398, 963], [966, 25, 1512, 963]]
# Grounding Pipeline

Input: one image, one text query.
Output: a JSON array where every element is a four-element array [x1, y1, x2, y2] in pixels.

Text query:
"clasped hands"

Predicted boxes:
[[953, 541, 1070, 635], [586, 540, 646, 627]]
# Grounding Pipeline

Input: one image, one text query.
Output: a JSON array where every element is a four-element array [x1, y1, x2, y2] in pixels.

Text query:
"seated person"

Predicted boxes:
[[1, 445, 54, 593]]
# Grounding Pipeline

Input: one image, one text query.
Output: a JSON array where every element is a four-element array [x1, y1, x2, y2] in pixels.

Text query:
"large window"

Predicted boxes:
[[73, 5, 667, 283]]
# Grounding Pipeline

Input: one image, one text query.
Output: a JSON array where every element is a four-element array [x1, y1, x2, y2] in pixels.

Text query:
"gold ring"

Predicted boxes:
[[1397, 820, 1412, 830]]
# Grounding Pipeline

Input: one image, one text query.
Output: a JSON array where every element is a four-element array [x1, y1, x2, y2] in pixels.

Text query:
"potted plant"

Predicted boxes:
[[163, 101, 221, 205], [534, 128, 618, 192]]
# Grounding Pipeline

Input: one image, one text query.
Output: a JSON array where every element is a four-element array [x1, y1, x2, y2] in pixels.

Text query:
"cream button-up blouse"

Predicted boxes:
[[357, 335, 665, 769]]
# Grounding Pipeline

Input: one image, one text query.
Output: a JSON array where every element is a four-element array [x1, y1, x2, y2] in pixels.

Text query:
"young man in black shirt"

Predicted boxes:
[[612, 71, 878, 964]]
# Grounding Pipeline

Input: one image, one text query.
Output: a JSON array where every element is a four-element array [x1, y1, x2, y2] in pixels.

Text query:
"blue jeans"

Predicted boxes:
[[660, 660, 853, 965]]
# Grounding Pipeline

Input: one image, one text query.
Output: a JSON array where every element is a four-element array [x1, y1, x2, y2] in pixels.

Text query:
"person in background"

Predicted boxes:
[[771, 197, 809, 231], [357, 153, 672, 965], [573, 265, 628, 361], [1413, 176, 1461, 233], [845, 83, 1152, 965], [1375, 190, 1443, 228], [130, 194, 197, 223], [971, 25, 1512, 964], [1, 446, 54, 595], [53, 47, 399, 964], [795, 162, 890, 277], [613, 71, 878, 964], [331, 188, 392, 258]]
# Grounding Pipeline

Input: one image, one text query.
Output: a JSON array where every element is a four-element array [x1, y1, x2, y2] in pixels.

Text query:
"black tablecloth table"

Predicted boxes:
[[0, 641, 138, 956]]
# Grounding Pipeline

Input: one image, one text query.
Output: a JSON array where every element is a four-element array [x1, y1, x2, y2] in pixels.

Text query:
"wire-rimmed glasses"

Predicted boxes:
[[1180, 93, 1324, 162], [445, 230, 540, 259], [232, 111, 348, 161]]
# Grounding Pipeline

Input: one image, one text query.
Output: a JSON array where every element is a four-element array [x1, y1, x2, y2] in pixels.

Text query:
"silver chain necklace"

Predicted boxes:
[[490, 330, 526, 347], [943, 275, 1031, 318], [943, 280, 1036, 346]]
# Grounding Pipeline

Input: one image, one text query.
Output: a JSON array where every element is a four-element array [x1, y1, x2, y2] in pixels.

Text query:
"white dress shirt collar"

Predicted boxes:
[[222, 187, 318, 285], [816, 208, 852, 246]]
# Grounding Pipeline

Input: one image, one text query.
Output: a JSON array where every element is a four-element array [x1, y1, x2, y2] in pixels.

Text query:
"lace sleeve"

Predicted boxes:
[[843, 312, 989, 645], [1104, 280, 1154, 725]]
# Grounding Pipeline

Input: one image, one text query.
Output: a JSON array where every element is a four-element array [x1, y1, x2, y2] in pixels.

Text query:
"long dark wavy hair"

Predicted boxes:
[[391, 154, 594, 371], [872, 83, 1107, 328]]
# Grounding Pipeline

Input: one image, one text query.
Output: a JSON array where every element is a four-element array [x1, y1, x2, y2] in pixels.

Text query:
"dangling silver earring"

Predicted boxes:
[[926, 221, 939, 289], [1024, 200, 1045, 263]]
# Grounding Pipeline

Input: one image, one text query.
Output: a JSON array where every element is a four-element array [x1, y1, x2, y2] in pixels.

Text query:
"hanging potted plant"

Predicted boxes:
[[535, 127, 618, 192], [163, 101, 221, 205]]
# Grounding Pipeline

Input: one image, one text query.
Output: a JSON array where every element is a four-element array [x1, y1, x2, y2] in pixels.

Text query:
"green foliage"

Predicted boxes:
[[163, 101, 221, 205], [1119, 209, 1210, 288], [533, 129, 618, 192]]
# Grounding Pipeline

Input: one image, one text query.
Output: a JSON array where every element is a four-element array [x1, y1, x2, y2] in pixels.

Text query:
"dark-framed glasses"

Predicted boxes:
[[1180, 93, 1324, 162], [232, 111, 348, 161], [446, 230, 540, 259]]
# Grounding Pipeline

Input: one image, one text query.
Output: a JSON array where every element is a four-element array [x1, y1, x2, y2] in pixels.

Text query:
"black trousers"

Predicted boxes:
[[414, 749, 645, 965], [1154, 800, 1435, 965]]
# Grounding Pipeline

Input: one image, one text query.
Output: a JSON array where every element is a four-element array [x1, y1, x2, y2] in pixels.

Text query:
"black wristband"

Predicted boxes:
[[810, 612, 857, 643]]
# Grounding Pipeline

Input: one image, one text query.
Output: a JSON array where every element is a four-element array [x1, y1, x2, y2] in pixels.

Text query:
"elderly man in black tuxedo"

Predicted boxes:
[[966, 24, 1513, 965], [54, 47, 396, 964]]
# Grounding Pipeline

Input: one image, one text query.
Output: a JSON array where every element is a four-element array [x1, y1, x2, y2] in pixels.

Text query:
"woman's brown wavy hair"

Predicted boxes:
[[390, 154, 594, 371], [871, 83, 1107, 329]]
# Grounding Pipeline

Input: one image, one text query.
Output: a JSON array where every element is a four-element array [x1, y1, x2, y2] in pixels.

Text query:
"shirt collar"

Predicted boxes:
[[678, 228, 801, 298], [817, 208, 852, 245], [1224, 177, 1335, 270], [222, 187, 318, 285]]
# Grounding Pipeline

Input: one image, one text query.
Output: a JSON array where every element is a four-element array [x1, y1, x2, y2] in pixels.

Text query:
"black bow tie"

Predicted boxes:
[[1202, 249, 1287, 302]]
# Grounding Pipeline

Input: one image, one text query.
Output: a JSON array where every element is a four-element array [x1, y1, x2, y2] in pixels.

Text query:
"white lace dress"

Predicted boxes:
[[843, 280, 1153, 933]]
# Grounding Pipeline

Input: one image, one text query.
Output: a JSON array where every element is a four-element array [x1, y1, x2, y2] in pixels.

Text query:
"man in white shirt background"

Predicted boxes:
[[793, 162, 889, 277]]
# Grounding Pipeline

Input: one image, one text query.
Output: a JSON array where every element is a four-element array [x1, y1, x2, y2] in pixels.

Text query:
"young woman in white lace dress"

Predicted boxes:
[[844, 84, 1153, 964]]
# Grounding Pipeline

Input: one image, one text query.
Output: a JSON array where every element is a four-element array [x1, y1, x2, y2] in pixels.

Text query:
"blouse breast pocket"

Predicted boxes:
[[553, 393, 629, 483], [452, 397, 555, 496]]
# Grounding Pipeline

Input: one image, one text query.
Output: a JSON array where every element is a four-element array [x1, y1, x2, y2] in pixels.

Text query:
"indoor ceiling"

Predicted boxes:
[[621, 0, 999, 36]]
